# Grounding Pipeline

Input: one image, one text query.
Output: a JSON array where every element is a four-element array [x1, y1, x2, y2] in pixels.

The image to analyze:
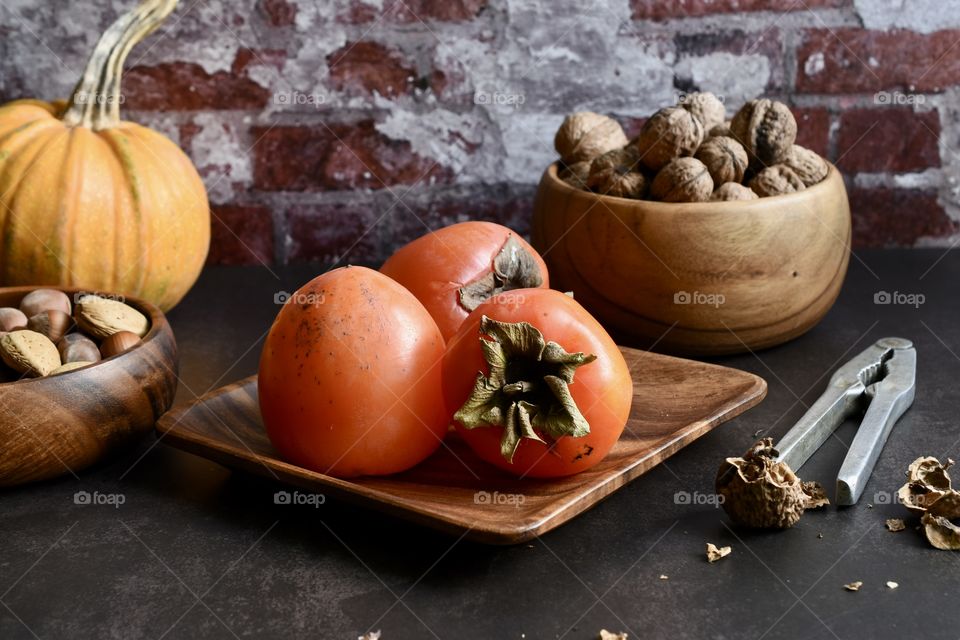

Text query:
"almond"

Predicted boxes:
[[75, 295, 149, 340], [0, 330, 61, 377]]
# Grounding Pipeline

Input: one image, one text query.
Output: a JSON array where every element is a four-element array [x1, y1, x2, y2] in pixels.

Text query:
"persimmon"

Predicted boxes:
[[443, 288, 633, 478], [258, 266, 448, 477], [380, 221, 549, 341]]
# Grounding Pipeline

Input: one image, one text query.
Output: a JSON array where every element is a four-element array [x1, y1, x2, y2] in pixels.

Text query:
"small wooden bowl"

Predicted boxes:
[[532, 162, 851, 355], [0, 287, 178, 486]]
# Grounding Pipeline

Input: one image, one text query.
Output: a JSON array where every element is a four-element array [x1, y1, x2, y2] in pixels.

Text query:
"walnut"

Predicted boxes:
[[782, 144, 829, 186], [716, 438, 828, 529], [730, 99, 797, 167], [633, 106, 704, 172], [679, 92, 726, 131], [695, 136, 748, 185], [559, 160, 592, 190], [711, 182, 758, 201], [586, 146, 648, 199], [709, 120, 732, 137], [555, 112, 628, 165], [898, 456, 954, 514], [650, 157, 713, 202], [749, 165, 805, 197]]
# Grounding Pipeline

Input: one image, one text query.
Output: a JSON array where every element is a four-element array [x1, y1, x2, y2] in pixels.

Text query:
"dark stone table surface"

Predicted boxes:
[[2, 249, 959, 640]]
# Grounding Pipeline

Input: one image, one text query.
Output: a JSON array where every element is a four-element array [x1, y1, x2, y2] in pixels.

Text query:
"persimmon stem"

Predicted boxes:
[[454, 316, 596, 463], [458, 235, 543, 312], [62, 0, 179, 130]]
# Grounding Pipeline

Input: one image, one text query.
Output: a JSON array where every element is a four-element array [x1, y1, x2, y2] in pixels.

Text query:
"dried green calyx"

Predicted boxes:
[[454, 316, 597, 463], [458, 236, 543, 312]]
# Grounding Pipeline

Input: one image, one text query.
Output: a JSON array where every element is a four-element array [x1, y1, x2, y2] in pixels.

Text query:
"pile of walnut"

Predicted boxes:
[[555, 93, 828, 202], [0, 289, 149, 381], [898, 456, 960, 550], [716, 438, 829, 529]]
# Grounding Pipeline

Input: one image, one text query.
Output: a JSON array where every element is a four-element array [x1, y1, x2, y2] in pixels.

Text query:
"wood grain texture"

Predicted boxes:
[[0, 287, 178, 486], [532, 162, 851, 356], [156, 346, 766, 544]]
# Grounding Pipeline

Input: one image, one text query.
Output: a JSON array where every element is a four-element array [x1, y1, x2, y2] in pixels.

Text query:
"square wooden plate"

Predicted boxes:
[[156, 346, 765, 544]]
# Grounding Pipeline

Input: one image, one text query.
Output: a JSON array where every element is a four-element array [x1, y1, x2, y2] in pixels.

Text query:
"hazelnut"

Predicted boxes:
[[695, 136, 748, 185], [554, 112, 629, 165], [716, 438, 828, 529], [679, 92, 726, 131], [58, 333, 102, 364], [0, 330, 60, 377], [749, 165, 805, 197], [586, 147, 648, 199], [633, 107, 704, 172], [782, 144, 828, 187], [0, 307, 27, 332], [19, 289, 72, 318], [711, 182, 758, 201], [27, 310, 74, 343], [75, 295, 149, 339], [559, 160, 592, 190], [100, 331, 142, 359], [650, 157, 713, 203], [730, 99, 797, 167]]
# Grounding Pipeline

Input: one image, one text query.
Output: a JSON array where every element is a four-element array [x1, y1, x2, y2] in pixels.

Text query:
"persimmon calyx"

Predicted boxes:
[[454, 316, 596, 463], [458, 236, 543, 311]]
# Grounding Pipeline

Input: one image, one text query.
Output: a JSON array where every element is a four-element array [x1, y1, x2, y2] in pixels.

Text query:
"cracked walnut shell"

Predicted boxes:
[[695, 136, 748, 185], [634, 107, 704, 172], [749, 165, 805, 197], [650, 157, 713, 203], [730, 99, 797, 167], [680, 92, 726, 131], [716, 438, 828, 529], [555, 112, 629, 165], [586, 147, 648, 199]]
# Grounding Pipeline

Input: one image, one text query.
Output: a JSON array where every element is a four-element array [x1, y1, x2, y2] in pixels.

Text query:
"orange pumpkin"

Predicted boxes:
[[0, 0, 209, 311]]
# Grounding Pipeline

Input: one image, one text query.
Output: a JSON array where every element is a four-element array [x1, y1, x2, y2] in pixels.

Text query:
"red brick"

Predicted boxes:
[[284, 203, 382, 265], [258, 0, 297, 27], [124, 57, 270, 110], [632, 0, 844, 20], [252, 121, 452, 192], [797, 29, 960, 94], [327, 42, 415, 98], [850, 188, 955, 247], [208, 205, 275, 265], [836, 108, 940, 173], [793, 107, 831, 157], [340, 0, 486, 23]]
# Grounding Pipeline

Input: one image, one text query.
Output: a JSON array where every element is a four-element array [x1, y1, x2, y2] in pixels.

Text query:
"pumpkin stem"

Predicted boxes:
[[453, 316, 597, 463], [62, 0, 179, 130]]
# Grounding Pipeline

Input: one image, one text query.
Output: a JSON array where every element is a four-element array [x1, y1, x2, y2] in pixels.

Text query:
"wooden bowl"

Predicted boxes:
[[532, 162, 851, 355], [0, 287, 178, 486]]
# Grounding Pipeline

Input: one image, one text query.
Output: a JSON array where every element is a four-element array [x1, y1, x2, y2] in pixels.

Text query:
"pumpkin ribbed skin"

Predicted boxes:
[[0, 100, 209, 311]]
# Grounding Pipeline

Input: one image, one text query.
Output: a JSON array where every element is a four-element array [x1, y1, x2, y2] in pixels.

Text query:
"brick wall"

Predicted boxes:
[[1, 0, 958, 267]]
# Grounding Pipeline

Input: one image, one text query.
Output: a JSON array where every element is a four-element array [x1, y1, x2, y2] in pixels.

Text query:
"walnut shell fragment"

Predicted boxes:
[[555, 112, 629, 165], [633, 107, 704, 172], [598, 631, 628, 640], [711, 182, 758, 201], [679, 91, 726, 131], [716, 438, 829, 529], [650, 157, 713, 203], [695, 136, 748, 185], [749, 165, 805, 197], [706, 542, 731, 563], [586, 146, 648, 199], [730, 98, 797, 168], [897, 456, 953, 514]]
